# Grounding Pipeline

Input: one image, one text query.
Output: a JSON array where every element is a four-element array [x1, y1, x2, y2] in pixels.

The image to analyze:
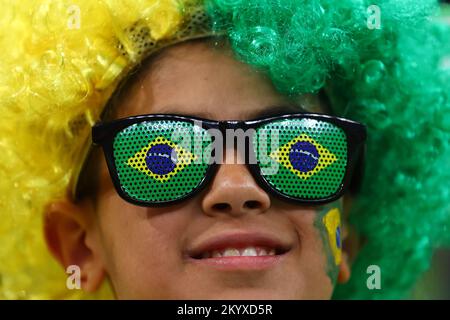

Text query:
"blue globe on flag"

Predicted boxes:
[[145, 143, 178, 175]]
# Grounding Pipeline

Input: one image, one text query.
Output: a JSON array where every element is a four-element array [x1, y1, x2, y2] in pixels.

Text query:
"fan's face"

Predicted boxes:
[[62, 40, 351, 299]]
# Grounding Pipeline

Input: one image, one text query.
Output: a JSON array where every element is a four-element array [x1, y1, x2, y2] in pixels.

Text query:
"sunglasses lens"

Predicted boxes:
[[112, 120, 211, 203], [255, 118, 348, 200]]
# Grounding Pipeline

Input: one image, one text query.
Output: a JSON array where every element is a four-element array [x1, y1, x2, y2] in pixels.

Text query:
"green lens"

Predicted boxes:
[[255, 118, 347, 200], [113, 120, 211, 203]]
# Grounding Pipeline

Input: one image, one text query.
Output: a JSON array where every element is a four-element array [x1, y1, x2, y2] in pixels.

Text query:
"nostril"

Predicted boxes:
[[244, 200, 261, 209], [212, 203, 231, 211]]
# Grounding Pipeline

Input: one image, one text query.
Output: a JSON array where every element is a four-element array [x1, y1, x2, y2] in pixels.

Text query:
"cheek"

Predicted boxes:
[[95, 194, 190, 298], [287, 212, 335, 297]]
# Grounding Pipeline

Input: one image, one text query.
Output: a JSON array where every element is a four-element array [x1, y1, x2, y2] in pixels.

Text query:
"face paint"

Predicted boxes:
[[313, 200, 343, 285], [323, 207, 342, 266]]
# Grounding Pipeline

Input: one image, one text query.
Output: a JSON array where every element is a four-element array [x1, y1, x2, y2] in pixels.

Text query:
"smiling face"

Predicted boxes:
[[45, 39, 352, 299]]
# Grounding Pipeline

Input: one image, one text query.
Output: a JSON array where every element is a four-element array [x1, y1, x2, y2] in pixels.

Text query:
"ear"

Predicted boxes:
[[44, 197, 106, 292], [337, 251, 351, 284]]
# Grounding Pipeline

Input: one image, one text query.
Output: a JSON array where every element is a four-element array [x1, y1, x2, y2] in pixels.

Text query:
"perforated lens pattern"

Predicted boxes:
[[255, 118, 347, 200], [113, 120, 211, 202]]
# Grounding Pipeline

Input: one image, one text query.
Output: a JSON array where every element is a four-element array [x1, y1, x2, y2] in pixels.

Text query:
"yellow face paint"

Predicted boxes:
[[314, 202, 343, 285], [322, 208, 342, 266]]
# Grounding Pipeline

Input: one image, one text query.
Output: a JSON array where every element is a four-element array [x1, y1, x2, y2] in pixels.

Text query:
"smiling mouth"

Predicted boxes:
[[191, 246, 288, 259], [186, 231, 292, 270], [188, 243, 291, 271]]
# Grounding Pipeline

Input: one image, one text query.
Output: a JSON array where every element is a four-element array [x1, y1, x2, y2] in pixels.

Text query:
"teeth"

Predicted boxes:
[[211, 250, 222, 258], [257, 248, 268, 256], [222, 248, 240, 257], [202, 246, 276, 258], [241, 247, 258, 256]]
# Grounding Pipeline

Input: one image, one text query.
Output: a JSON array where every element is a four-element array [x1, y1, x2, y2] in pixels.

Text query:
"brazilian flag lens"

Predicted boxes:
[[254, 118, 348, 200], [113, 120, 211, 203]]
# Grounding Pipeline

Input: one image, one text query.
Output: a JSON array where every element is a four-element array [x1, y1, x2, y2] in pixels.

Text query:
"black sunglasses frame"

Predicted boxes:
[[92, 113, 366, 207]]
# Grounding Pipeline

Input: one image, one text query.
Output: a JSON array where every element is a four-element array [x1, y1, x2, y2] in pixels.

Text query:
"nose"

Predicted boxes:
[[201, 160, 271, 217]]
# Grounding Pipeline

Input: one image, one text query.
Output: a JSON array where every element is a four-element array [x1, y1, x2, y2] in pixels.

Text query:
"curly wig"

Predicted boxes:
[[0, 0, 449, 299]]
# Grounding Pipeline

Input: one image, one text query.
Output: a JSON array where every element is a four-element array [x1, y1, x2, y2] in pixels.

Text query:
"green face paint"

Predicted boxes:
[[313, 200, 343, 285]]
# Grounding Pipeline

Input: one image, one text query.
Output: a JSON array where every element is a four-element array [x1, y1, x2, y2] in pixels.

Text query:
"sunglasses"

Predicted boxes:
[[92, 113, 366, 206]]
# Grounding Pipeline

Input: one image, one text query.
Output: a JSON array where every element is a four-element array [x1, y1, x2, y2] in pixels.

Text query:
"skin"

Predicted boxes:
[[44, 39, 354, 299]]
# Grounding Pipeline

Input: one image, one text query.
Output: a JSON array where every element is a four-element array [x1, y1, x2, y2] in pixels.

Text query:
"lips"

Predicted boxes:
[[188, 232, 291, 269]]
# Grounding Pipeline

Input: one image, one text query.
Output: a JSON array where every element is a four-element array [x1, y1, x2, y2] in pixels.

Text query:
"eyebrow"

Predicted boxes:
[[246, 104, 307, 119], [156, 104, 306, 120]]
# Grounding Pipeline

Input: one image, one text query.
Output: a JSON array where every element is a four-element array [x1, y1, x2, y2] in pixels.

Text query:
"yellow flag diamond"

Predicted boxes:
[[127, 136, 197, 183], [270, 133, 337, 180]]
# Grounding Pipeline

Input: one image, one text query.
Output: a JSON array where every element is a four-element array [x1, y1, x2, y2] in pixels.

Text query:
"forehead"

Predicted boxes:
[[109, 39, 327, 121]]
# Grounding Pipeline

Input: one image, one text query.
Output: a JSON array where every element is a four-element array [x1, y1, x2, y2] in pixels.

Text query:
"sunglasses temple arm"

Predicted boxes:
[[92, 123, 108, 145], [348, 143, 366, 195]]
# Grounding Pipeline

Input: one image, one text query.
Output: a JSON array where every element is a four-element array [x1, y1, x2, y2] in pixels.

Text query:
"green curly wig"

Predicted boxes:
[[205, 0, 450, 298]]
